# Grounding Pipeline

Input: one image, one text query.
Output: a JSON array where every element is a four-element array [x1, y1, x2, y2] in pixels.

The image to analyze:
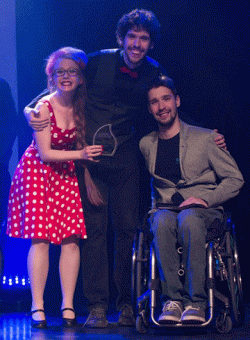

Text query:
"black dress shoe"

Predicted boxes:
[[31, 309, 47, 329], [118, 304, 135, 326], [62, 308, 78, 327]]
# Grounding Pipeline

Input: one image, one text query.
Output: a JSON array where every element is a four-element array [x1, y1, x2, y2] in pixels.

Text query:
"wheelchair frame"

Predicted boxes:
[[132, 213, 244, 334]]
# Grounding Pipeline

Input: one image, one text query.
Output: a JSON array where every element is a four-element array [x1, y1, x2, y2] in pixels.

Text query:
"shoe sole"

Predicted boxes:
[[118, 321, 135, 326], [181, 317, 205, 324], [85, 321, 109, 328], [158, 317, 181, 324]]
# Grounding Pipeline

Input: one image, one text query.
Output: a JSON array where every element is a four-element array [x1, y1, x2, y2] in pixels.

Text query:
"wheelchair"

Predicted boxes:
[[132, 211, 244, 334]]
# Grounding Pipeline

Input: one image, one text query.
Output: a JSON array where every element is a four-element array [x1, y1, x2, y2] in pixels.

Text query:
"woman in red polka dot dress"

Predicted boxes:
[[6, 47, 103, 328]]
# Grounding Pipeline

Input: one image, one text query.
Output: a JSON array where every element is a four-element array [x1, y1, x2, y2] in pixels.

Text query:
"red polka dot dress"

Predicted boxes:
[[6, 100, 87, 245]]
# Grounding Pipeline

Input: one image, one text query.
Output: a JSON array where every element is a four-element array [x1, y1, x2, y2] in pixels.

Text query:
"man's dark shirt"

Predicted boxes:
[[84, 49, 166, 145], [155, 133, 181, 184]]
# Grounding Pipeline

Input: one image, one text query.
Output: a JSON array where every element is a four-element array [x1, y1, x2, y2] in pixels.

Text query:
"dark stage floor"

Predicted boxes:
[[1, 305, 250, 340]]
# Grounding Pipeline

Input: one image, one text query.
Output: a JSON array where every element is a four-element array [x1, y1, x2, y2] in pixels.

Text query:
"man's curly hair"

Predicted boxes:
[[116, 9, 161, 46]]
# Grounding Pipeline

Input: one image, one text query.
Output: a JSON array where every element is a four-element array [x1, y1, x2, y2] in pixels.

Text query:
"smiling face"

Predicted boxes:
[[121, 27, 153, 69], [52, 58, 83, 93], [148, 86, 181, 128]]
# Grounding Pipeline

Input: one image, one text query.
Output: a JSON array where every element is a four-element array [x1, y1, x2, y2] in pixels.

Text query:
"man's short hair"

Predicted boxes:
[[148, 75, 178, 97], [116, 9, 161, 46]]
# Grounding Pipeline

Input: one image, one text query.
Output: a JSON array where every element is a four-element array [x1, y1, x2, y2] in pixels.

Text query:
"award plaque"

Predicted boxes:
[[92, 124, 118, 156]]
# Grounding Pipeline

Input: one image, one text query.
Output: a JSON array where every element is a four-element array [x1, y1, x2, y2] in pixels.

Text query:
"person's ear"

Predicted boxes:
[[148, 103, 152, 114], [49, 77, 55, 88], [78, 75, 83, 85], [117, 36, 124, 47], [176, 95, 181, 108]]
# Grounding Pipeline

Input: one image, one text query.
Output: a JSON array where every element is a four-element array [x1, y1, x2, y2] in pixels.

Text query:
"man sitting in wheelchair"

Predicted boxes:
[[139, 76, 244, 324]]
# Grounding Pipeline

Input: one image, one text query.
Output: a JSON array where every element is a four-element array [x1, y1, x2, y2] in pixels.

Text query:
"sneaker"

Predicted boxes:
[[84, 306, 108, 328], [181, 306, 206, 324], [158, 300, 183, 324], [118, 304, 135, 326]]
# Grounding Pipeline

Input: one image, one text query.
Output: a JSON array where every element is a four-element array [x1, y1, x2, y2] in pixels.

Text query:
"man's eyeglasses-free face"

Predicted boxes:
[[53, 68, 80, 77]]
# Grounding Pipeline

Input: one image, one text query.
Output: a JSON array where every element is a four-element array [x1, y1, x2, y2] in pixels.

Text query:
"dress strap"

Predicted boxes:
[[38, 100, 56, 126]]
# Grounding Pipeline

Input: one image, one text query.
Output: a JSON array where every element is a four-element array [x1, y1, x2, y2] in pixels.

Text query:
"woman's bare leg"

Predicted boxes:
[[60, 236, 80, 319], [27, 239, 50, 321]]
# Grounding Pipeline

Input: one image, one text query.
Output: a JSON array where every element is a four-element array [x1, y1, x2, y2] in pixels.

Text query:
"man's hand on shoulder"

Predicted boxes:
[[213, 129, 227, 150], [23, 106, 49, 131]]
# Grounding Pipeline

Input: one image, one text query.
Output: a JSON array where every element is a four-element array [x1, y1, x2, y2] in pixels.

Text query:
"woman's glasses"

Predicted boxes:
[[53, 68, 79, 77]]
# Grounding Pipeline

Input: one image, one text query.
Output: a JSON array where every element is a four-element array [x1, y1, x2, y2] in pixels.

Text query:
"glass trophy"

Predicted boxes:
[[92, 124, 118, 156]]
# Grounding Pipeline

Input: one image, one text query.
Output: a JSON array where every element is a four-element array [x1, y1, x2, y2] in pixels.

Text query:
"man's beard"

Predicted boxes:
[[158, 110, 177, 128]]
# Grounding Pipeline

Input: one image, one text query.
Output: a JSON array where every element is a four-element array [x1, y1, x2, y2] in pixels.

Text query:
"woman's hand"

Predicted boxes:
[[81, 145, 103, 161]]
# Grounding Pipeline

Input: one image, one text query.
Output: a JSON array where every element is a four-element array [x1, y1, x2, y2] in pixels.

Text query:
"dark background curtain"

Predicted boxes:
[[13, 0, 250, 310]]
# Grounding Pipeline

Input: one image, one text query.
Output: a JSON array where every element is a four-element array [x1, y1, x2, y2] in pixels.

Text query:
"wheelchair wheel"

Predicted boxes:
[[131, 232, 138, 312], [215, 313, 233, 334], [136, 315, 148, 334], [226, 224, 245, 325], [132, 229, 150, 313]]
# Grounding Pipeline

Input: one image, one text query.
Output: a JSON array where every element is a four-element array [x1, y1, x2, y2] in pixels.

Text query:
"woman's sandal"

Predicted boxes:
[[62, 308, 78, 327], [30, 309, 47, 329]]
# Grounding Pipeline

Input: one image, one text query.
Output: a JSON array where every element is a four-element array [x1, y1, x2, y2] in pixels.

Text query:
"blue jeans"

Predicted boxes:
[[150, 208, 223, 309]]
